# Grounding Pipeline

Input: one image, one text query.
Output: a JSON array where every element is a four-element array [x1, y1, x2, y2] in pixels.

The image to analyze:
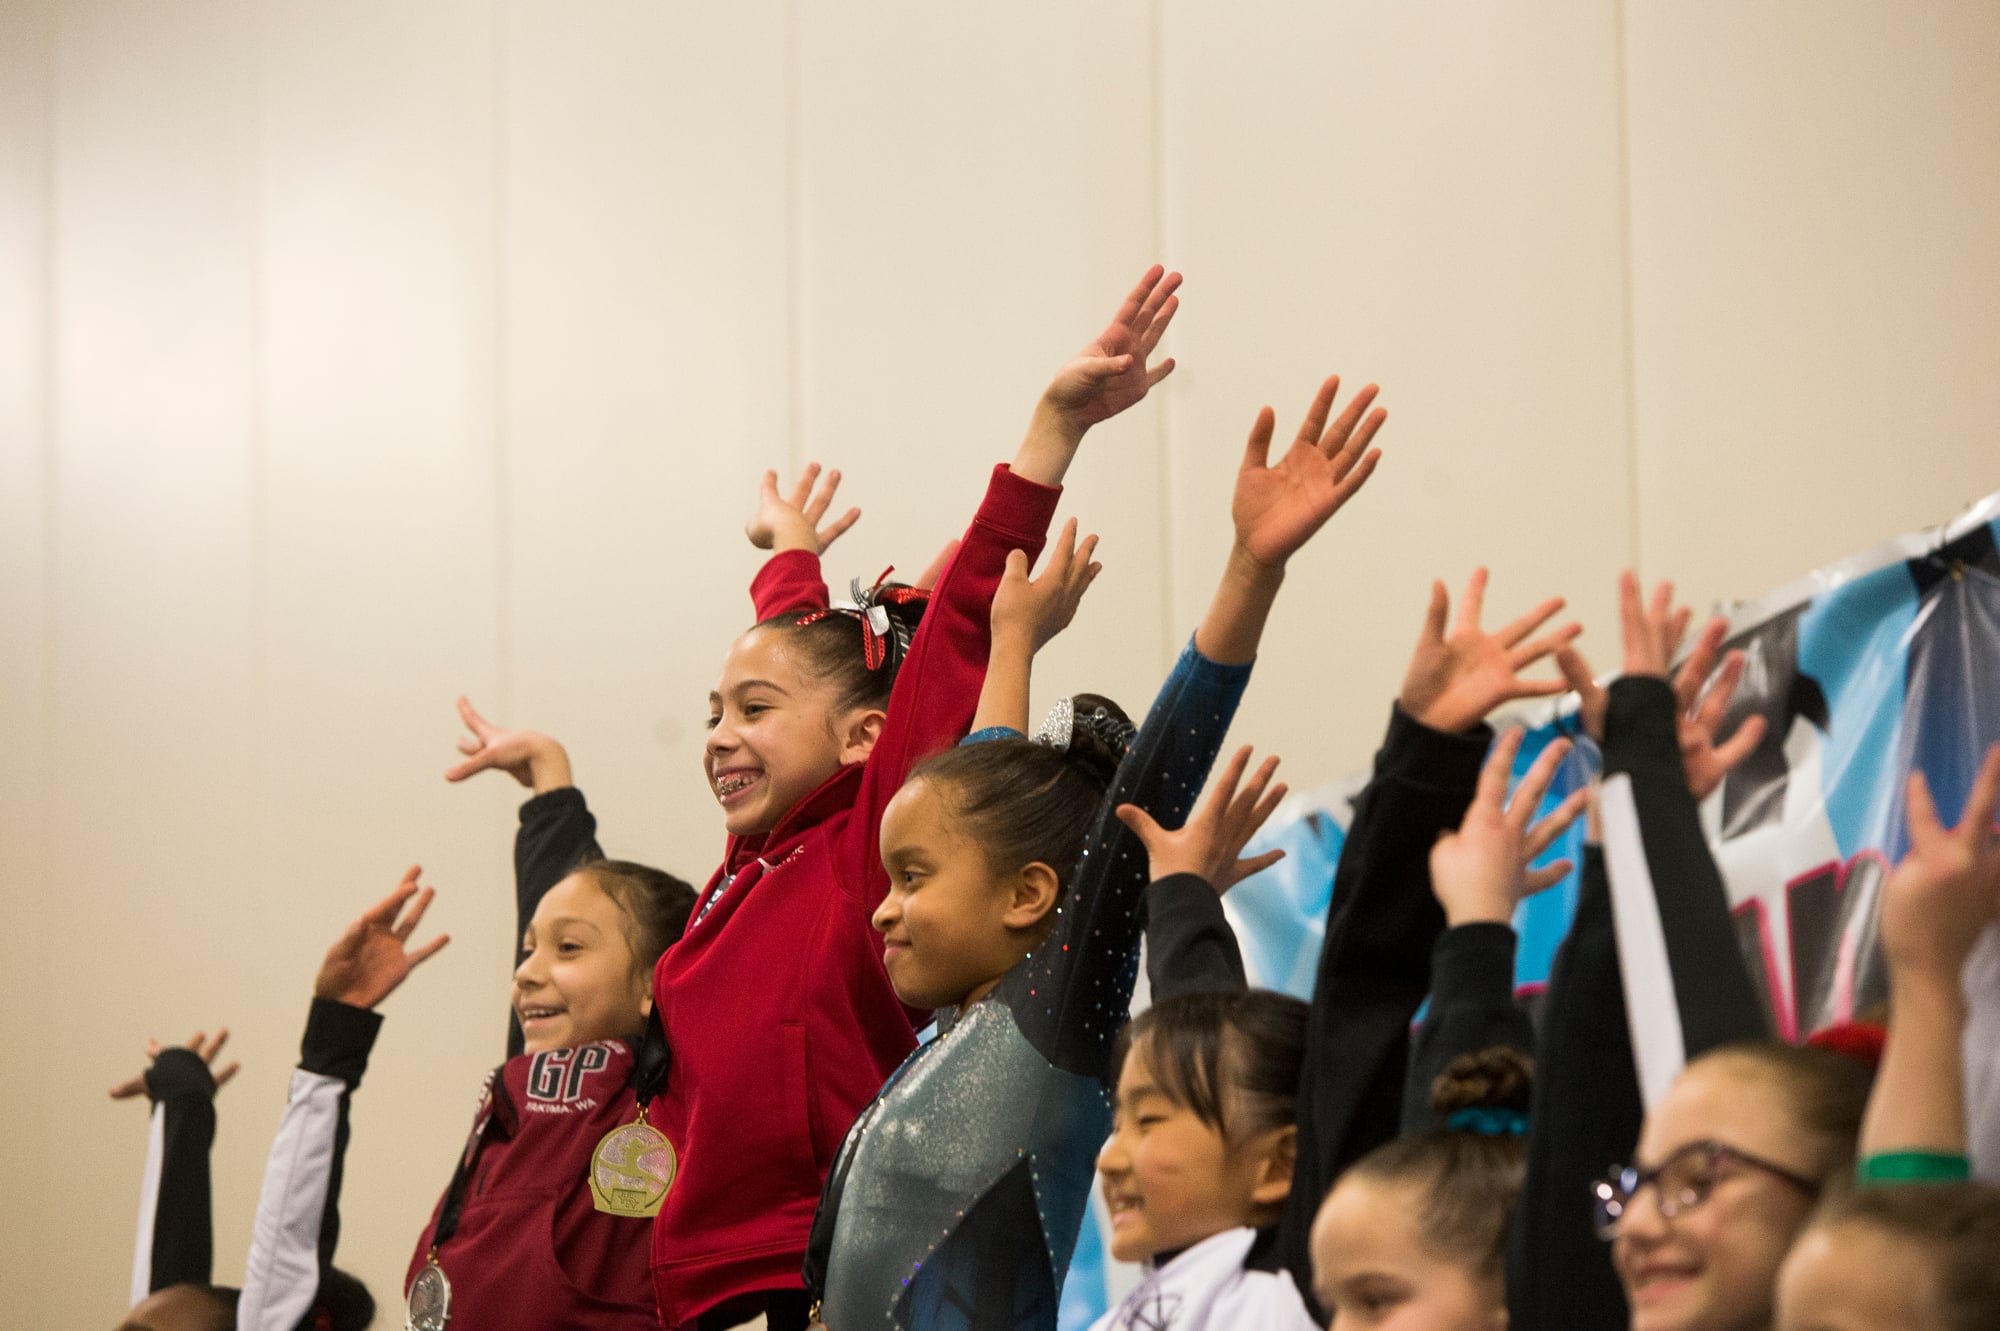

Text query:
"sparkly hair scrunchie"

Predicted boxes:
[[1033, 697, 1135, 757]]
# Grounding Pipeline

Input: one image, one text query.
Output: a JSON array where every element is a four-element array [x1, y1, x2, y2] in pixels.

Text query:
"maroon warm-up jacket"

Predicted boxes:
[[645, 463, 1060, 1327], [408, 1040, 660, 1330]]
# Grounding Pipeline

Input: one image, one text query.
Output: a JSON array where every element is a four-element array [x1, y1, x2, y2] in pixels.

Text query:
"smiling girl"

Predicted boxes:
[[649, 268, 1183, 1331], [804, 370, 1387, 1330]]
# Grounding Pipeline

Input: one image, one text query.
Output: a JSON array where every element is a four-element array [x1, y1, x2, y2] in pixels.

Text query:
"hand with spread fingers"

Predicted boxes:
[[745, 462, 861, 557], [992, 519, 1103, 655], [1116, 744, 1290, 895], [1398, 568, 1580, 735], [109, 1028, 240, 1102], [444, 695, 572, 793], [1555, 573, 1766, 800], [1882, 743, 2000, 986], [1039, 265, 1182, 436], [1228, 375, 1386, 574], [1430, 728, 1593, 928], [315, 866, 452, 1011]]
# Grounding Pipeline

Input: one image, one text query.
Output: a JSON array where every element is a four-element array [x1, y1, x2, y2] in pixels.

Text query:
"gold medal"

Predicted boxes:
[[406, 1254, 451, 1331], [588, 1117, 676, 1217]]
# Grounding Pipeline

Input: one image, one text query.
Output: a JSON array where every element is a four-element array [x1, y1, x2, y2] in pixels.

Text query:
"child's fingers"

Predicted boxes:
[[1617, 570, 1645, 652], [1905, 769, 1942, 846], [1676, 618, 1730, 714], [1224, 754, 1283, 824], [1130, 268, 1182, 335], [197, 1028, 231, 1063], [1293, 375, 1343, 453], [1555, 644, 1599, 700], [408, 933, 452, 968], [1709, 713, 1768, 777], [1507, 738, 1574, 829], [455, 694, 491, 738], [395, 885, 438, 941], [1137, 294, 1180, 357], [1144, 357, 1176, 390], [1317, 378, 1377, 454], [1110, 264, 1167, 330], [1325, 446, 1382, 503], [785, 463, 821, 510], [1523, 859, 1575, 896], [1331, 400, 1387, 466], [1240, 406, 1278, 472], [1002, 549, 1030, 584], [1418, 580, 1450, 648], [1495, 595, 1567, 650], [1961, 743, 2000, 841], [362, 868, 424, 925], [1113, 803, 1164, 848], [1475, 728, 1525, 809], [212, 1061, 241, 1089], [1457, 567, 1491, 635], [1523, 786, 1593, 861], [109, 1073, 148, 1100], [443, 752, 492, 782], [1508, 622, 1583, 671], [803, 467, 841, 523], [817, 507, 861, 548], [1232, 848, 1287, 881], [145, 1037, 161, 1060], [1691, 648, 1746, 732]]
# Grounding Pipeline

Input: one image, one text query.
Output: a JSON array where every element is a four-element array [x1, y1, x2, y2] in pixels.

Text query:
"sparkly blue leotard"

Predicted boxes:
[[806, 640, 1251, 1331]]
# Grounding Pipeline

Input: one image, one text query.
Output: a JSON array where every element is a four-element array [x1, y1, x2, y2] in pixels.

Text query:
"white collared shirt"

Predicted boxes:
[[1090, 1227, 1317, 1331]]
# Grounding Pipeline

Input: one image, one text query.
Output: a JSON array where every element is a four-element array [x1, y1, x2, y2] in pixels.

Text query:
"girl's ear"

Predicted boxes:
[[1249, 1124, 1298, 1210], [838, 708, 888, 765], [1002, 862, 1063, 932]]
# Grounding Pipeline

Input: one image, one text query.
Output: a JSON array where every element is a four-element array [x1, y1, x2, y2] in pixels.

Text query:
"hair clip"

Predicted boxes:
[[1034, 697, 1076, 752]]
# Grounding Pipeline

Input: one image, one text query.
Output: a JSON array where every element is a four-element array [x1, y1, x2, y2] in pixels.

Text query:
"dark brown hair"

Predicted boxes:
[[1808, 1183, 2000, 1331], [1692, 1040, 1875, 1184], [1340, 1047, 1534, 1281], [755, 587, 929, 715], [1112, 989, 1310, 1143], [575, 858, 696, 968], [906, 693, 1130, 892]]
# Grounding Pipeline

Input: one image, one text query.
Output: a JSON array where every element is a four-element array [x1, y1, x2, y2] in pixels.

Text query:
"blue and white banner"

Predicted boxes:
[[1059, 489, 2000, 1327]]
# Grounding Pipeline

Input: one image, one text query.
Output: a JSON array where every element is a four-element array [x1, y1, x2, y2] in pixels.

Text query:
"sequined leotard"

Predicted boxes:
[[805, 639, 1251, 1331]]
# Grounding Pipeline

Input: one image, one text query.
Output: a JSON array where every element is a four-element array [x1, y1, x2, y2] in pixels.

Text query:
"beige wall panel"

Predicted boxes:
[[0, 0, 53, 1318], [254, 0, 503, 1307], [795, 2, 1172, 718], [45, 3, 258, 1325], [502, 2, 790, 885], [1161, 3, 1634, 779], [1626, 3, 2000, 610]]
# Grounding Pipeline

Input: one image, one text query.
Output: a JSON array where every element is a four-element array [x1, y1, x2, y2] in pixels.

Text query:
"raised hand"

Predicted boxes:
[[1883, 744, 2000, 985], [315, 866, 451, 1010], [109, 1028, 239, 1101], [745, 462, 861, 556], [1399, 569, 1578, 734], [1554, 575, 1764, 801], [992, 519, 1102, 653], [1229, 375, 1385, 572], [1040, 265, 1182, 435], [1430, 729, 1592, 928], [1115, 745, 1289, 894], [1671, 615, 1769, 800], [445, 696, 572, 793]]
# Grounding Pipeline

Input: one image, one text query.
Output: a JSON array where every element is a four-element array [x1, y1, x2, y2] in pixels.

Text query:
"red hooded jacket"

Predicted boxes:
[[646, 464, 1059, 1326]]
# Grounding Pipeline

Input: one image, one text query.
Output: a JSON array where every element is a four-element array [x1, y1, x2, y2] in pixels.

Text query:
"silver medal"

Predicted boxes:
[[406, 1258, 451, 1331]]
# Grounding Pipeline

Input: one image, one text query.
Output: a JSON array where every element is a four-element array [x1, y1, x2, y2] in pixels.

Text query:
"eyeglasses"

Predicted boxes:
[[1593, 1139, 1820, 1239]]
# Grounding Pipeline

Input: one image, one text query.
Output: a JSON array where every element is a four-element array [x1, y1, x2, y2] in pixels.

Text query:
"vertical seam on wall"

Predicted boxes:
[[1613, 0, 1643, 573], [783, 0, 804, 475], [38, 0, 60, 873], [493, 2, 512, 714], [246, 0, 267, 828], [1148, 0, 1174, 670]]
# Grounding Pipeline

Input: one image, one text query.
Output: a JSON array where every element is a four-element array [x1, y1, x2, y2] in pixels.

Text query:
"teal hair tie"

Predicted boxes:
[[1446, 1106, 1530, 1136]]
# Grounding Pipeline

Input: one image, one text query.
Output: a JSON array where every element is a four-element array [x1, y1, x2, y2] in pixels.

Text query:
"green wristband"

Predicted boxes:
[[1855, 1151, 1972, 1187]]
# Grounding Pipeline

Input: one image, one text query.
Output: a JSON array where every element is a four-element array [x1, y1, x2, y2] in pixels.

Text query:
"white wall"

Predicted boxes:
[[1, 4, 1995, 1326]]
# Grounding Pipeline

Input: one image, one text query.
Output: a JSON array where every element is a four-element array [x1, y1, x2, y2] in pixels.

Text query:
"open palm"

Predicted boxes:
[[1231, 375, 1386, 570], [1043, 266, 1182, 430]]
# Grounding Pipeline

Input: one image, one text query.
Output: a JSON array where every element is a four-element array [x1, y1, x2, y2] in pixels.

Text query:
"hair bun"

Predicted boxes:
[[1430, 1046, 1534, 1123], [1061, 692, 1132, 789]]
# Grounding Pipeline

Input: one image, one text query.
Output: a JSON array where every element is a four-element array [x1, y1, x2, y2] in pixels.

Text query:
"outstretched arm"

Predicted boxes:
[[970, 518, 1100, 736], [239, 873, 447, 1331], [1405, 729, 1589, 1129], [1859, 746, 2000, 1176], [1012, 265, 1180, 488], [446, 698, 601, 1054], [114, 1029, 236, 1302], [1120, 744, 1289, 997]]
